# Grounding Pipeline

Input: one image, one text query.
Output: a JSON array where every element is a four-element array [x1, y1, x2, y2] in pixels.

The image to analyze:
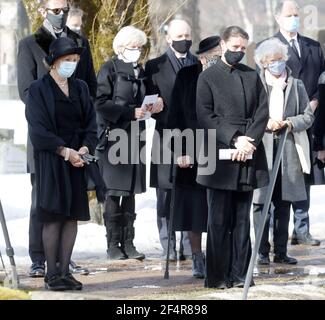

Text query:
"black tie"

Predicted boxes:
[[290, 39, 300, 59], [179, 57, 186, 66]]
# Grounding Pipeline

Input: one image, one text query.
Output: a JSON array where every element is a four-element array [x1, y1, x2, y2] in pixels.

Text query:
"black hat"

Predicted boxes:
[[196, 36, 221, 55], [45, 37, 84, 66]]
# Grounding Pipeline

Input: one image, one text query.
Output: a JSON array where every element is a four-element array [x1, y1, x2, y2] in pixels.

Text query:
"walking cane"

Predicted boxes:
[[242, 126, 289, 300], [0, 199, 19, 288], [164, 163, 177, 280]]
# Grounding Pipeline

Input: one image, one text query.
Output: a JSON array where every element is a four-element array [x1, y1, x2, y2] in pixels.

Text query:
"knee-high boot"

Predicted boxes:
[[122, 212, 145, 260], [105, 213, 127, 260]]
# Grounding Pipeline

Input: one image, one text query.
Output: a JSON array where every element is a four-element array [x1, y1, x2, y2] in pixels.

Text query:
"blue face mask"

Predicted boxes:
[[283, 16, 300, 33], [267, 60, 286, 76], [57, 61, 78, 78]]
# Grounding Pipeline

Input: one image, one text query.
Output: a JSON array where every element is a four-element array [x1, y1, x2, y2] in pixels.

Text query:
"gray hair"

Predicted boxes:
[[113, 26, 147, 55], [254, 38, 289, 68], [274, 0, 300, 16], [68, 7, 84, 18]]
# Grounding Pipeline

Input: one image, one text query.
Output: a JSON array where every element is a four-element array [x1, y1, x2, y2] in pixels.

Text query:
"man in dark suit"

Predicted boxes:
[[272, 0, 324, 246], [17, 0, 97, 277], [145, 19, 197, 260], [196, 26, 269, 288]]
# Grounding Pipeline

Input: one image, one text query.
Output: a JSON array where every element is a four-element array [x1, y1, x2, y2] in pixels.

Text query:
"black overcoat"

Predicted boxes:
[[145, 52, 198, 188], [196, 59, 269, 191], [95, 58, 146, 193], [18, 26, 97, 173], [25, 74, 98, 217]]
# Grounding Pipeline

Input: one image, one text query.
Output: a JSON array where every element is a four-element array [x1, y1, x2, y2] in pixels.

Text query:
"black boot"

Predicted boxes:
[[122, 212, 145, 260], [105, 214, 127, 260]]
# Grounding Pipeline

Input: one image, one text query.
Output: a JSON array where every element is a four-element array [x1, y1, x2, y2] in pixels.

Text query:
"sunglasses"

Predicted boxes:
[[46, 6, 70, 15]]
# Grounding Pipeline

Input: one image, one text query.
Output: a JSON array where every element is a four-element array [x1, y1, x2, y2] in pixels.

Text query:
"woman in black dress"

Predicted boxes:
[[167, 36, 221, 279], [25, 37, 98, 291], [96, 26, 163, 261]]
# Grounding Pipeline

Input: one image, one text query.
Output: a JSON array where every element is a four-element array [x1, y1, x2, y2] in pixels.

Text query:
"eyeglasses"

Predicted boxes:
[[46, 6, 70, 15]]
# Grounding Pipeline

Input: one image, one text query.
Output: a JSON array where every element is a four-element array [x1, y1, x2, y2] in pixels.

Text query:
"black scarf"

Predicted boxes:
[[166, 47, 197, 74]]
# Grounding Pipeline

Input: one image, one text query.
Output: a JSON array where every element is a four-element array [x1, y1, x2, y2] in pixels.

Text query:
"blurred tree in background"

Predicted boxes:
[[22, 0, 152, 72]]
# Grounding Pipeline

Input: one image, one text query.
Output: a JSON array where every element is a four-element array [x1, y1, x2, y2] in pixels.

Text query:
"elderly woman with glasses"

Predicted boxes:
[[253, 37, 315, 266], [96, 26, 163, 261]]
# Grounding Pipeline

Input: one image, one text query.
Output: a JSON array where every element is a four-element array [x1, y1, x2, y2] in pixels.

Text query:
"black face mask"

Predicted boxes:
[[224, 50, 245, 66], [46, 11, 68, 30], [172, 39, 192, 54]]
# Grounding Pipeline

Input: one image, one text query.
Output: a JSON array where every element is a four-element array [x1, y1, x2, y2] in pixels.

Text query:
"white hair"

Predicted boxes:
[[254, 38, 289, 69], [274, 0, 300, 16], [113, 26, 147, 55]]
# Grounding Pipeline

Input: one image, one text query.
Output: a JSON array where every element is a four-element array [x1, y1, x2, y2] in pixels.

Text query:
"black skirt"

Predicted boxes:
[[173, 186, 208, 233]]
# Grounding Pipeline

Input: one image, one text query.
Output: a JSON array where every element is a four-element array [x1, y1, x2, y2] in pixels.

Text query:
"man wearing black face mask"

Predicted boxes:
[[145, 19, 197, 261], [17, 0, 97, 278], [196, 26, 269, 289]]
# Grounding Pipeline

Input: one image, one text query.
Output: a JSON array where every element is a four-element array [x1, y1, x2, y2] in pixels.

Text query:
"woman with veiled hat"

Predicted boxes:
[[25, 37, 98, 291]]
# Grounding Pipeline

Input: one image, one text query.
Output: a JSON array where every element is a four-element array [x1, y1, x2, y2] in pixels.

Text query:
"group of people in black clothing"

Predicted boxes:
[[18, 0, 325, 291]]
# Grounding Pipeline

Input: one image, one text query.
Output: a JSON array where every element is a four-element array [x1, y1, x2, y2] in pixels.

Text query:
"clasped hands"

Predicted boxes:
[[232, 136, 256, 162], [267, 119, 292, 133], [59, 146, 89, 168]]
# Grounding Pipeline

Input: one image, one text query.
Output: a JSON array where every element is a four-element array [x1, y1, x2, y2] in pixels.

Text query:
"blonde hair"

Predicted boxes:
[[113, 26, 147, 55]]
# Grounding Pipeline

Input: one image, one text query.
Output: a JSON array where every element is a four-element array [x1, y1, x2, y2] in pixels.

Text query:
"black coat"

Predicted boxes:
[[25, 74, 98, 216], [314, 83, 325, 150], [167, 63, 203, 187], [145, 52, 198, 188], [18, 26, 97, 173], [196, 59, 269, 191], [95, 58, 146, 193], [273, 32, 325, 101]]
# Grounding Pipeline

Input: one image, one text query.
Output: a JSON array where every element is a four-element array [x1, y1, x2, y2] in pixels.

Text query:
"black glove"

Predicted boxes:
[[80, 153, 99, 165], [314, 157, 325, 169]]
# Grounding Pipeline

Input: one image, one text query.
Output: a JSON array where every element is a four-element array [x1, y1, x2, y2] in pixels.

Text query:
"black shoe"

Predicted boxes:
[[107, 246, 128, 260], [231, 279, 255, 288], [257, 254, 270, 265], [61, 273, 83, 290], [45, 275, 68, 291], [205, 280, 228, 289], [69, 261, 89, 275], [274, 255, 298, 265], [291, 233, 320, 246], [29, 262, 45, 278], [123, 244, 145, 260], [192, 252, 205, 279]]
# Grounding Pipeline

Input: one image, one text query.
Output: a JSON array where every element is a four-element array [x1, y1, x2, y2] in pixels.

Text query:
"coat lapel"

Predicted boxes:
[[34, 27, 54, 55], [42, 75, 58, 132], [298, 35, 311, 70]]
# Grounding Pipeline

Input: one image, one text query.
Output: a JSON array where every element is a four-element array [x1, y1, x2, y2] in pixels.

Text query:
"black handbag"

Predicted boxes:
[[96, 126, 111, 152]]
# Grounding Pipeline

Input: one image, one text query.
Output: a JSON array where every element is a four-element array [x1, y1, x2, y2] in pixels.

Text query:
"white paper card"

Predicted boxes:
[[219, 149, 253, 160], [137, 94, 159, 121]]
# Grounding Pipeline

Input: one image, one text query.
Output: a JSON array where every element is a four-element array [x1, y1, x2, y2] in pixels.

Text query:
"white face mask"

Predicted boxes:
[[122, 48, 141, 63], [282, 16, 300, 33], [57, 61, 78, 79]]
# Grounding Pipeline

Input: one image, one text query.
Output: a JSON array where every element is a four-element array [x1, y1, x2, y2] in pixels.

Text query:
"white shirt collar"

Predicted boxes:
[[281, 31, 298, 44]]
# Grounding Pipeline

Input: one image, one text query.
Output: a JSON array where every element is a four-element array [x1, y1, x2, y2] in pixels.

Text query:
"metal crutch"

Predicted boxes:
[[0, 199, 19, 288], [164, 164, 177, 280], [243, 126, 289, 300]]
